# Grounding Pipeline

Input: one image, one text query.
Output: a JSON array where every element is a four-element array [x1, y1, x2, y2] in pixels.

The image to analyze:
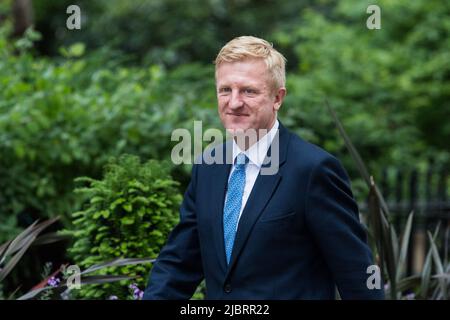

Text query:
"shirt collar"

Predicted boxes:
[[232, 119, 279, 168]]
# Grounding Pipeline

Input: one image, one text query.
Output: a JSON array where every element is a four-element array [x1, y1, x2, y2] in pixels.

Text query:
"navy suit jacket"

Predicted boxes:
[[143, 122, 384, 299]]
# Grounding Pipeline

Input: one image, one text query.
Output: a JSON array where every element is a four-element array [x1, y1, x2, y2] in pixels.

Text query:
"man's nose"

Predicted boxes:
[[229, 90, 244, 109]]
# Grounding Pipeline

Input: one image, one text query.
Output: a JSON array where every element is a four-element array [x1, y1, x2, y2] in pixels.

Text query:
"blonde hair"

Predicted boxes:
[[214, 36, 287, 91]]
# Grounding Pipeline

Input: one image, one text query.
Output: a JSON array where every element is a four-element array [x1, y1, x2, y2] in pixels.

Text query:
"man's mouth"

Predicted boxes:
[[227, 113, 249, 117]]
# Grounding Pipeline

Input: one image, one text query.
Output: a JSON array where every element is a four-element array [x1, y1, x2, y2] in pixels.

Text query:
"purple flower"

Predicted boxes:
[[47, 276, 61, 287], [129, 283, 144, 300], [405, 293, 415, 300], [135, 290, 144, 300], [133, 289, 144, 300], [109, 295, 119, 300]]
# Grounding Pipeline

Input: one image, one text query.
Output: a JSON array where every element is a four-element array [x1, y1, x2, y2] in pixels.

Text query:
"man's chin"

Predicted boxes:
[[225, 126, 248, 137]]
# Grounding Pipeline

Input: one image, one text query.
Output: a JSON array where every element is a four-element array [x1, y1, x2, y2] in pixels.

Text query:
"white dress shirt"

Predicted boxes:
[[225, 119, 279, 229]]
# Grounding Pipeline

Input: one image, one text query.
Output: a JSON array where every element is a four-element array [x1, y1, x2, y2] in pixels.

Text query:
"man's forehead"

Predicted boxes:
[[215, 60, 269, 84], [216, 59, 267, 72]]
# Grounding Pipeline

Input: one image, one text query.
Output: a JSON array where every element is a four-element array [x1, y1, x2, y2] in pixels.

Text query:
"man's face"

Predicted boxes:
[[216, 59, 285, 135]]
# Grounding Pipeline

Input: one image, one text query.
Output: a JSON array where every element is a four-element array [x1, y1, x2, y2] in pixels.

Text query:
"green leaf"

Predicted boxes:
[[63, 43, 86, 58], [421, 223, 441, 297], [396, 211, 414, 282], [122, 203, 132, 212], [427, 231, 447, 299], [120, 216, 134, 225], [18, 275, 135, 300], [101, 210, 110, 219], [110, 198, 126, 210], [81, 257, 155, 275], [93, 210, 110, 219], [0, 217, 59, 282]]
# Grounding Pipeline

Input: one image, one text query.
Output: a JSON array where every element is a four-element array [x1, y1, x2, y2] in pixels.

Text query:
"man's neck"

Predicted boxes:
[[233, 118, 278, 151]]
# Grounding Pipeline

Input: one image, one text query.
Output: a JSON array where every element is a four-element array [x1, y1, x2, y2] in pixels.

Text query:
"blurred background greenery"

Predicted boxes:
[[0, 0, 449, 299]]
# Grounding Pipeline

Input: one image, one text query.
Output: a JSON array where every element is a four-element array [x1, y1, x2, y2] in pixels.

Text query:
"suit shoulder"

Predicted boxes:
[[286, 131, 353, 192], [287, 131, 342, 170], [193, 140, 232, 168]]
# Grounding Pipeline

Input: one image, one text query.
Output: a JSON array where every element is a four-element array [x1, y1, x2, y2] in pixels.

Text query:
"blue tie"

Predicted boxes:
[[223, 153, 248, 265]]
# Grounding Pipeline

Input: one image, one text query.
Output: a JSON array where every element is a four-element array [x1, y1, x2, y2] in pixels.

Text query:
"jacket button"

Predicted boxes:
[[224, 284, 232, 293]]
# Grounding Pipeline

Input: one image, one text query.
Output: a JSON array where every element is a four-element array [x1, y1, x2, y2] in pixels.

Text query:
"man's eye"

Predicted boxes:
[[244, 88, 257, 94], [219, 87, 231, 93]]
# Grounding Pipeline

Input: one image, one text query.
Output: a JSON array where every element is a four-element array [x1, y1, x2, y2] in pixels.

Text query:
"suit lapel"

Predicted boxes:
[[225, 123, 290, 276], [207, 123, 290, 275], [225, 172, 282, 276], [210, 141, 233, 273]]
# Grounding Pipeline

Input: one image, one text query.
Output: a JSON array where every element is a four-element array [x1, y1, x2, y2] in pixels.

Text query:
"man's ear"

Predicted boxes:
[[273, 87, 287, 111]]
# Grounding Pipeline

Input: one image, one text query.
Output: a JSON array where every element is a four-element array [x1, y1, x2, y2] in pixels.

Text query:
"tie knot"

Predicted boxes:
[[235, 153, 248, 168]]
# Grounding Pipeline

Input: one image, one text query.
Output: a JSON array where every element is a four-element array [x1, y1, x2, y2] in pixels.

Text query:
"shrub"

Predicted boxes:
[[328, 101, 450, 300], [0, 24, 217, 244], [64, 154, 181, 299], [0, 215, 156, 300], [275, 0, 450, 199]]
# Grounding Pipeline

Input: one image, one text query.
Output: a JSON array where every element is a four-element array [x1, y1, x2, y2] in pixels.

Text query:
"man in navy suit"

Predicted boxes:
[[143, 36, 384, 300]]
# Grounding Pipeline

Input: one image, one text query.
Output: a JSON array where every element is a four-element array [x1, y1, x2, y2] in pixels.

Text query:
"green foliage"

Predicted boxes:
[[275, 0, 450, 197], [2, 0, 449, 300], [64, 155, 181, 299], [329, 101, 450, 300], [33, 0, 317, 66], [3, 0, 449, 238], [0, 217, 156, 300], [0, 216, 67, 299], [0, 24, 217, 243]]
